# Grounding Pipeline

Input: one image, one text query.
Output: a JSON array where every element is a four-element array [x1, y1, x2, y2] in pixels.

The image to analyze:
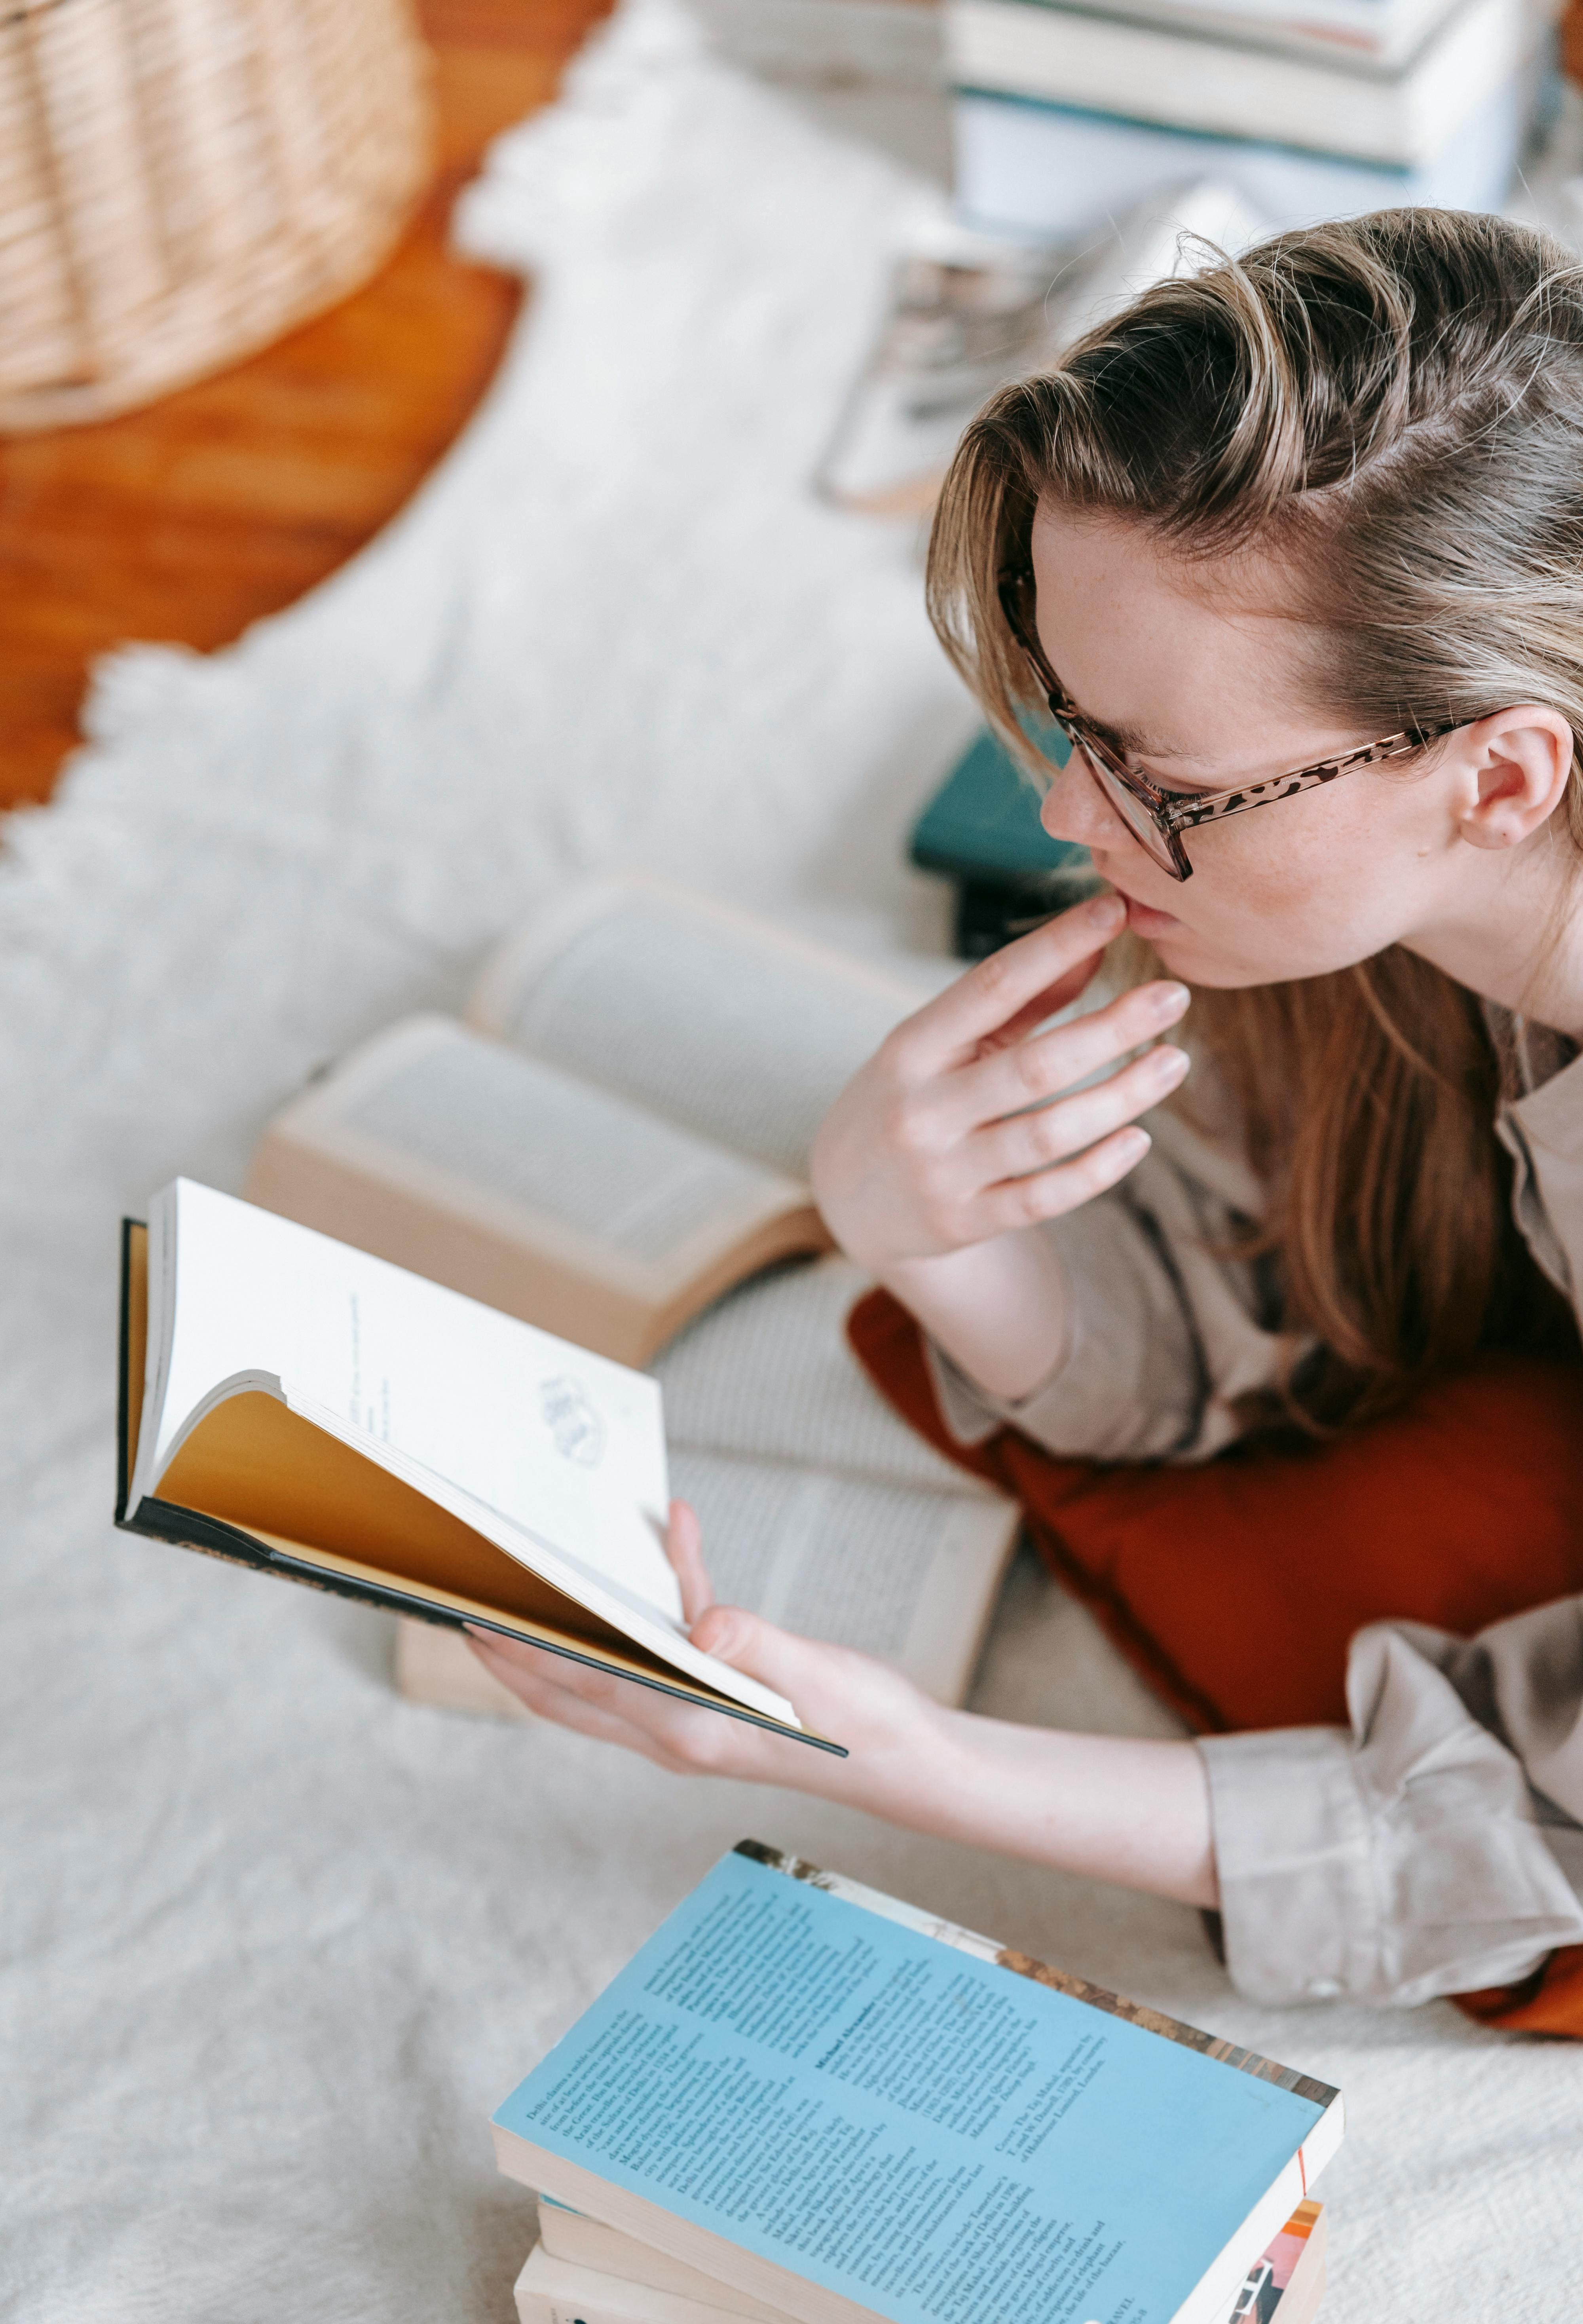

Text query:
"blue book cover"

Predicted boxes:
[[910, 727, 1095, 893], [494, 1842, 1342, 2324]]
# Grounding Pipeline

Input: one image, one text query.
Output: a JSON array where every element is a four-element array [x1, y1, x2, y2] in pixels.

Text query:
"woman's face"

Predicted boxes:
[[1029, 502, 1528, 988]]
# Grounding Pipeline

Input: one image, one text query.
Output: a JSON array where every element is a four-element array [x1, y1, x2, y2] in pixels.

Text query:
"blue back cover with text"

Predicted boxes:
[[494, 1847, 1331, 2324]]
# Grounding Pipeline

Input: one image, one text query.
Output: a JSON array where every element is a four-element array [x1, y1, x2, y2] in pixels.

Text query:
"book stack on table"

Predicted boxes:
[[494, 1841, 1341, 2324], [946, 0, 1560, 241]]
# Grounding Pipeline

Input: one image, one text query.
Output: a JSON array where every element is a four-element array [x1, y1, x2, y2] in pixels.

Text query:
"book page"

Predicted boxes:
[[495, 1849, 1334, 2324], [323, 1019, 791, 1267], [668, 1450, 1017, 1703], [654, 1255, 999, 1498], [469, 880, 922, 1179], [133, 1179, 679, 1621]]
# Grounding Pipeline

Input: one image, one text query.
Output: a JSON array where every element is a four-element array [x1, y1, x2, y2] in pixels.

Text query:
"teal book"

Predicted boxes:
[[493, 1842, 1343, 2324], [910, 728, 1095, 896]]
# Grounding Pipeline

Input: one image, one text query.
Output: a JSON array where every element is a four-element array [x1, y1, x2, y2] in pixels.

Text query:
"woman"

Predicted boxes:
[[471, 209, 1583, 2011]]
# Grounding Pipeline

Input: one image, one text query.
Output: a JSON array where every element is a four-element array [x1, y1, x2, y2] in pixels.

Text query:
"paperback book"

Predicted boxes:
[[947, 0, 1530, 165], [514, 2196, 1326, 2324], [493, 1841, 1344, 2324]]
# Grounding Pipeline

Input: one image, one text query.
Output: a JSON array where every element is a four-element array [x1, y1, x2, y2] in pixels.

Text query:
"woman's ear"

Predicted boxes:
[[1454, 706, 1575, 851]]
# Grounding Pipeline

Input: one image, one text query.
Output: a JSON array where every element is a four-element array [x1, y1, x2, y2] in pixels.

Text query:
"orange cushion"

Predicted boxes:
[[847, 1286, 1583, 2035]]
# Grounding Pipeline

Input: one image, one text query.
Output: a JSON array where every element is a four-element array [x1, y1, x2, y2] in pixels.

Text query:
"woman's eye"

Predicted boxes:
[[1137, 769, 1205, 800]]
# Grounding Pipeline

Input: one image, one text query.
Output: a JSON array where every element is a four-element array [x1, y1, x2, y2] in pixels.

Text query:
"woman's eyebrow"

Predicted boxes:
[[1072, 701, 1193, 761]]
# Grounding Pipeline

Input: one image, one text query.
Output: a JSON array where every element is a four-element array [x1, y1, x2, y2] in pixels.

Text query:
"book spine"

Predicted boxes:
[[945, 0, 1513, 165]]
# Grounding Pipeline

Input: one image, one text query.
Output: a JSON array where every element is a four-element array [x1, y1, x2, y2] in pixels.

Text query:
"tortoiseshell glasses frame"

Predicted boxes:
[[997, 564, 1463, 883]]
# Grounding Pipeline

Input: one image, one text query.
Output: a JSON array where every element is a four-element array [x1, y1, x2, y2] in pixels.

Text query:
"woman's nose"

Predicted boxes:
[[1040, 753, 1126, 851]]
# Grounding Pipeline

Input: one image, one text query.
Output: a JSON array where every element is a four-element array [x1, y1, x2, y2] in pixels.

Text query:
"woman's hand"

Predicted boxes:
[[466, 1501, 952, 1819], [808, 891, 1189, 1399], [466, 1503, 1219, 1912], [811, 890, 1187, 1272]]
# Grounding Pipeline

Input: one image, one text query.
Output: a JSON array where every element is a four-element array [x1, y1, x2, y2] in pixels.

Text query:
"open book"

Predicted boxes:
[[246, 875, 923, 1366], [243, 875, 1020, 1715], [493, 1840, 1344, 2324], [116, 1180, 841, 1751]]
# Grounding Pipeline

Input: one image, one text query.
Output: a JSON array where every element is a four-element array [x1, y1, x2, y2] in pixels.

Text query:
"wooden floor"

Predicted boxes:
[[0, 0, 613, 812]]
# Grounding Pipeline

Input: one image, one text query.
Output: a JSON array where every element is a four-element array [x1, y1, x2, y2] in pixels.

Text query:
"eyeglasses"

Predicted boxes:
[[998, 564, 1462, 883]]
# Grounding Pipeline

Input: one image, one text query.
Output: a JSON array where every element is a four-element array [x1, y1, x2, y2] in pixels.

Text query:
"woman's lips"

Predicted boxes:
[[1109, 885, 1183, 937]]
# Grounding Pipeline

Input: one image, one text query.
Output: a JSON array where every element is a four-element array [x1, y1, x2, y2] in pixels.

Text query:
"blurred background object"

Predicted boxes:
[[814, 177, 1263, 516], [0, 0, 613, 815], [696, 0, 951, 177], [0, 0, 434, 431], [6, 0, 1583, 824], [948, 0, 1563, 237]]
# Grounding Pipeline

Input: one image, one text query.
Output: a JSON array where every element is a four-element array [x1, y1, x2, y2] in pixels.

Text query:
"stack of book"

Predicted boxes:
[[494, 1840, 1342, 2324], [946, 0, 1559, 241], [909, 725, 1100, 957]]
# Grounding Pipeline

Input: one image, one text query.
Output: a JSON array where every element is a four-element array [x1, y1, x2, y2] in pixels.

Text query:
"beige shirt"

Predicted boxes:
[[928, 1013, 1583, 2008]]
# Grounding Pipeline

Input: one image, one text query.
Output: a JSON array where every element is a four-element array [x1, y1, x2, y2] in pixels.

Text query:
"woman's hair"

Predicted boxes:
[[927, 208, 1583, 1430]]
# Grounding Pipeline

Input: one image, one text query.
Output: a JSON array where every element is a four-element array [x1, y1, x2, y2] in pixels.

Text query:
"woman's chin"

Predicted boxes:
[[1108, 885, 1266, 985], [1129, 917, 1251, 986]]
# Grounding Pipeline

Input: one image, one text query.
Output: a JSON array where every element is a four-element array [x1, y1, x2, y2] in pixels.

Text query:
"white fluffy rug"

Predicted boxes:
[[3, 5, 1581, 2318]]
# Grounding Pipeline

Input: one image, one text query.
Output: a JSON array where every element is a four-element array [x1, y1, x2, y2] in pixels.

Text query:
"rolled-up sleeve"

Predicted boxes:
[[1199, 1610, 1583, 2007]]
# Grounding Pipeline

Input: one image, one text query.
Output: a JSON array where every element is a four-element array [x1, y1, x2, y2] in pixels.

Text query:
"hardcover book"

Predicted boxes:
[[116, 1181, 838, 1748], [493, 1842, 1343, 2324]]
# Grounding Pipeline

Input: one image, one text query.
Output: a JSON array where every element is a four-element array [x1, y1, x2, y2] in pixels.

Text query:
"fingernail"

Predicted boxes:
[[1146, 1044, 1189, 1085], [1114, 1128, 1151, 1166], [1088, 893, 1126, 928], [1147, 982, 1190, 1019]]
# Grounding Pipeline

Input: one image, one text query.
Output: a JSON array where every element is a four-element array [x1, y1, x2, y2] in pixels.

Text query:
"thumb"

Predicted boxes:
[[691, 1604, 839, 1698]]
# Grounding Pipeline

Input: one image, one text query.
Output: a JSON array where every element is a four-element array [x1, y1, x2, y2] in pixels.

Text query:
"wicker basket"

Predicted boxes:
[[0, 0, 433, 432]]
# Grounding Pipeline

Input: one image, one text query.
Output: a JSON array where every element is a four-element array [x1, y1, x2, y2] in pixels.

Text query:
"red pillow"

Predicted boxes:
[[847, 1286, 1583, 2035]]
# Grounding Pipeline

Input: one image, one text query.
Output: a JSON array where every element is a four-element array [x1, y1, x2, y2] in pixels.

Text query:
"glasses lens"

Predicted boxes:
[[1079, 744, 1185, 880]]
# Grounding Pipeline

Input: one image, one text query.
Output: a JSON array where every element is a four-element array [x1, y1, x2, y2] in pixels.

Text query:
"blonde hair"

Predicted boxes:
[[927, 208, 1583, 1429]]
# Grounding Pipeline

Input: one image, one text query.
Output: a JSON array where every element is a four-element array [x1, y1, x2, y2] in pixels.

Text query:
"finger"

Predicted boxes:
[[466, 1631, 683, 1760], [888, 892, 1126, 1071], [969, 1123, 1153, 1233], [975, 946, 1107, 1054], [467, 1627, 801, 1780], [970, 1042, 1188, 1182], [666, 1499, 715, 1628], [689, 1602, 863, 1705], [949, 976, 1189, 1132]]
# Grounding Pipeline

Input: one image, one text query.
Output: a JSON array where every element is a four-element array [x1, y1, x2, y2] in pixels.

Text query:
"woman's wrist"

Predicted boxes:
[[879, 1232, 1069, 1404], [873, 1706, 1220, 1911]]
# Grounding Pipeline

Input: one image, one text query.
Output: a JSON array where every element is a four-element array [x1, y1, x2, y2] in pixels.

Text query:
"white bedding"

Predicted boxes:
[[3, 6, 1580, 2317]]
